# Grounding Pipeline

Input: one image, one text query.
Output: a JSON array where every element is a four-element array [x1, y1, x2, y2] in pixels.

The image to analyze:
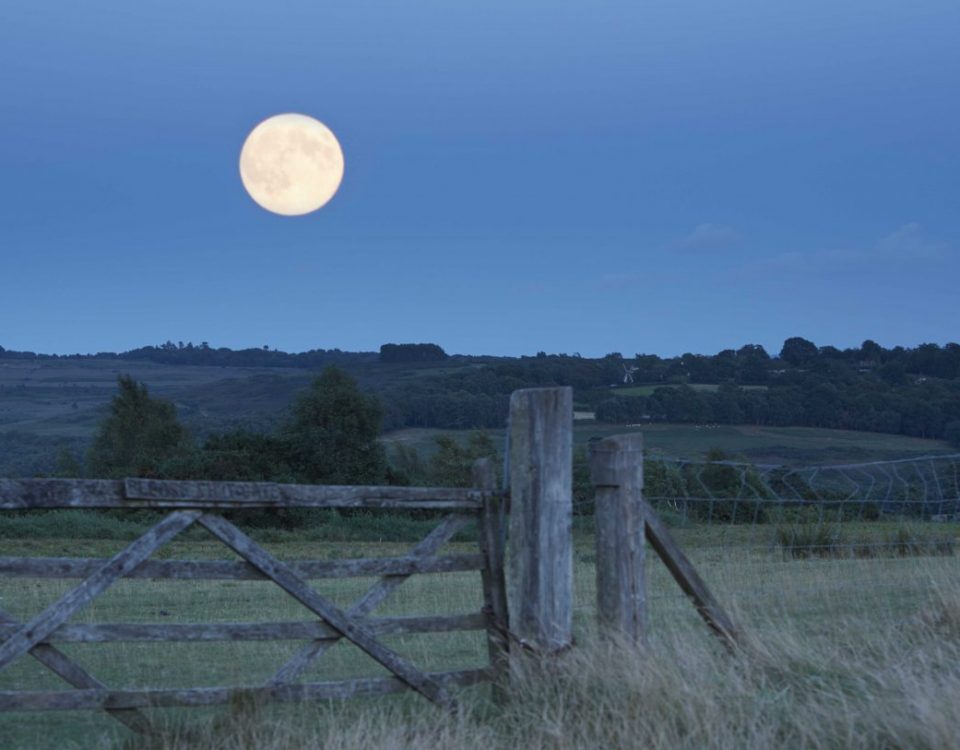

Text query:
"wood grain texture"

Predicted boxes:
[[0, 607, 151, 733], [197, 513, 457, 710], [0, 511, 199, 671], [589, 433, 646, 642], [473, 458, 509, 692], [507, 387, 574, 654], [0, 612, 486, 643], [0, 553, 483, 580], [0, 478, 482, 510], [643, 499, 739, 649], [268, 513, 472, 685]]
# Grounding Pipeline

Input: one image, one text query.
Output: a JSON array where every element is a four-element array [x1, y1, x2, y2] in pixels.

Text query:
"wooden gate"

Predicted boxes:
[[0, 460, 507, 731]]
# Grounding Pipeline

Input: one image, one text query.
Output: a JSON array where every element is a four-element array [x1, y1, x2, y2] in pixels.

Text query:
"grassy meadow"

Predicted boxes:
[[382, 422, 955, 466], [1, 521, 958, 749], [611, 383, 769, 397]]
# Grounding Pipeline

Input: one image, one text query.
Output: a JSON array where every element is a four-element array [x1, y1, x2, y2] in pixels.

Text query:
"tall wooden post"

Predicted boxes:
[[473, 458, 509, 697], [589, 433, 646, 642], [506, 387, 573, 654]]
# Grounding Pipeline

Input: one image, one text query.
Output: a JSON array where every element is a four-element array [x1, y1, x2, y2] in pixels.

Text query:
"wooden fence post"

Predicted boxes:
[[506, 387, 573, 654], [473, 458, 509, 696], [589, 433, 646, 642]]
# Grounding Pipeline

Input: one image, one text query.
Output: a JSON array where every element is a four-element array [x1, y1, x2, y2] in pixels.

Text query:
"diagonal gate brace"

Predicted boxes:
[[0, 510, 200, 733], [268, 513, 472, 686], [197, 513, 459, 711], [0, 511, 200, 671], [0, 607, 151, 734]]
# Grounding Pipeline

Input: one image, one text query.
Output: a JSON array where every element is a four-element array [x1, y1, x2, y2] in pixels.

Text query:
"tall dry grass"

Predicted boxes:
[[129, 581, 960, 750]]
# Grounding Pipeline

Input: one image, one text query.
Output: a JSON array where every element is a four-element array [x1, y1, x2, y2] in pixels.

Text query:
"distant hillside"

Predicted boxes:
[[1, 337, 958, 476]]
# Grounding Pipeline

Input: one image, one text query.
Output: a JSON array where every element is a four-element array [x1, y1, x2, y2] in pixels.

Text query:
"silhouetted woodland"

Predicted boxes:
[[3, 337, 959, 442]]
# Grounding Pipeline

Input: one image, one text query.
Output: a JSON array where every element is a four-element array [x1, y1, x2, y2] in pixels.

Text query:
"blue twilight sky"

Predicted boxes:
[[1, 1, 958, 358]]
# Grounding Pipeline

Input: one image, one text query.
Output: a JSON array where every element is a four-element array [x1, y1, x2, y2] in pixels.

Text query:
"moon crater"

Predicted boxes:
[[239, 113, 344, 216]]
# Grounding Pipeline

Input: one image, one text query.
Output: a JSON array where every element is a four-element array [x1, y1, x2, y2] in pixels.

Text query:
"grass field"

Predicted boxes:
[[382, 422, 955, 466], [1, 523, 958, 749], [611, 383, 769, 397], [3, 357, 954, 477]]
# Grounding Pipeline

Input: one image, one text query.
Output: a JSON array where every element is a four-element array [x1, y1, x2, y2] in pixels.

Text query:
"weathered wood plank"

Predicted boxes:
[[474, 458, 509, 695], [0, 478, 124, 509], [197, 513, 457, 710], [0, 668, 490, 712], [268, 513, 473, 685], [0, 608, 151, 733], [0, 553, 484, 580], [0, 511, 200, 671], [125, 478, 281, 503], [590, 433, 646, 642], [127, 478, 482, 509], [0, 612, 487, 643], [643, 498, 739, 649], [0, 478, 482, 509], [507, 387, 574, 654]]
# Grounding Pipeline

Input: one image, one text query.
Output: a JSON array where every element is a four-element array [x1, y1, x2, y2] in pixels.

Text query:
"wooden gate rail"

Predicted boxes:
[[0, 475, 508, 729], [0, 478, 485, 510], [0, 552, 485, 580]]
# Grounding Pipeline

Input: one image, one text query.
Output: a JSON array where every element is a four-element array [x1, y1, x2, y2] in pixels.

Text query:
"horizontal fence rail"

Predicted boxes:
[[0, 473, 509, 730], [0, 669, 491, 713], [0, 478, 486, 510], [0, 553, 485, 580], [0, 613, 488, 644]]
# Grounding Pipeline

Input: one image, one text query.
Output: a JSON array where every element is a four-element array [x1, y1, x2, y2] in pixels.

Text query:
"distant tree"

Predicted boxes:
[[860, 339, 883, 362], [53, 448, 84, 478], [779, 337, 818, 366], [199, 430, 294, 482], [283, 366, 388, 484], [86, 375, 191, 478], [386, 443, 430, 486], [877, 361, 908, 386], [428, 432, 500, 487], [737, 344, 770, 360], [379, 343, 448, 363]]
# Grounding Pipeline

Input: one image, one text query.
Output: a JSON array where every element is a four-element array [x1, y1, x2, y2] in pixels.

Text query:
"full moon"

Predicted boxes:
[[239, 113, 344, 216]]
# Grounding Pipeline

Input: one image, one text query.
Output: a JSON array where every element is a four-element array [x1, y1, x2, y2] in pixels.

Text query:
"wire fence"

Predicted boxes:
[[574, 453, 960, 636]]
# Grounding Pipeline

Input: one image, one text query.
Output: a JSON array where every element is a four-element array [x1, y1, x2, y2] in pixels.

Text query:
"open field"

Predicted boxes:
[[2, 357, 954, 477], [0, 358, 484, 441], [0, 360, 314, 439], [382, 423, 955, 466], [0, 358, 488, 477], [612, 383, 769, 397], [1, 525, 958, 749]]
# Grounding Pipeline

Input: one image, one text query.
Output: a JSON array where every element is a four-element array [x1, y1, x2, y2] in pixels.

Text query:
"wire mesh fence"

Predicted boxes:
[[574, 453, 960, 637]]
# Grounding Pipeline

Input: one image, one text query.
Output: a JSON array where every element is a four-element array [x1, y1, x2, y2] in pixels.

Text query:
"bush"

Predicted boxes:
[[775, 524, 847, 559], [776, 524, 956, 560]]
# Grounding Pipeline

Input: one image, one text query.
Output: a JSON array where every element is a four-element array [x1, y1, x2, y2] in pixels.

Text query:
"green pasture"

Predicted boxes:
[[382, 422, 954, 465], [1, 523, 958, 748], [611, 383, 769, 397]]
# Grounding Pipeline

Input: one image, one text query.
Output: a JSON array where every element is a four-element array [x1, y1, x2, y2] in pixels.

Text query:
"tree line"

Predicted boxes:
[[5, 337, 960, 442], [63, 369, 499, 526], [375, 339, 960, 442]]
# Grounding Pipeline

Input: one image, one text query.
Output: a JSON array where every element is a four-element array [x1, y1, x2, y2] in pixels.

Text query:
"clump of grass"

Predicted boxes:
[[775, 523, 846, 559], [775, 524, 956, 560], [877, 527, 955, 558]]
